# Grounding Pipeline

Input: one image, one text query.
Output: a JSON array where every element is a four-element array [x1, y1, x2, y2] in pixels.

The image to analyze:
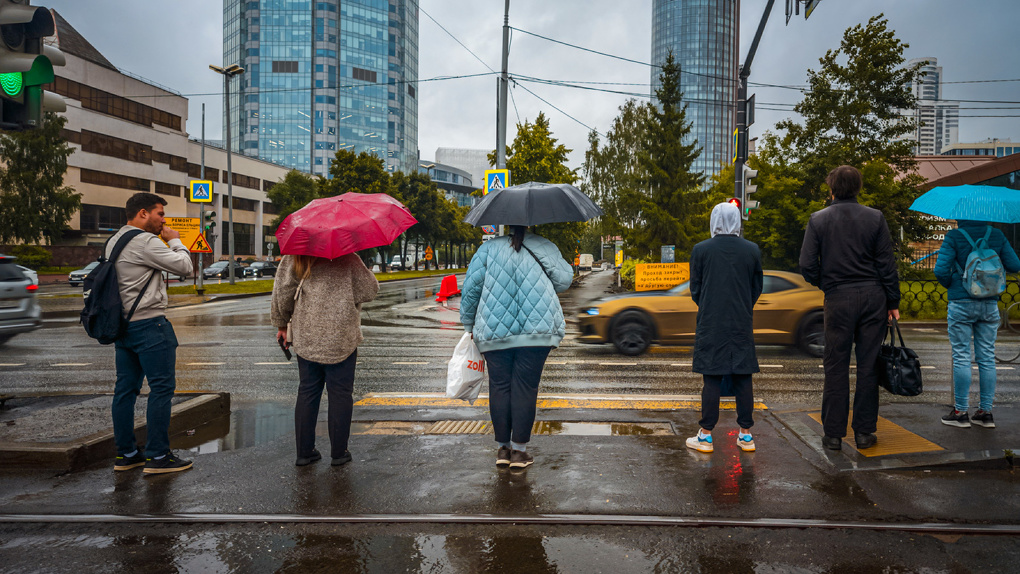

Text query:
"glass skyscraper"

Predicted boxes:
[[651, 0, 737, 181], [223, 0, 418, 176]]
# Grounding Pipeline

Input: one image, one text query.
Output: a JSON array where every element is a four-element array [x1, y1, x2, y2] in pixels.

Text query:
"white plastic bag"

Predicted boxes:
[[447, 332, 485, 404]]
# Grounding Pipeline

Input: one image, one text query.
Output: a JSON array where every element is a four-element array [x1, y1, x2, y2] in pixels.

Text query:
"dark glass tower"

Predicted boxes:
[[651, 0, 737, 181], [223, 0, 418, 176]]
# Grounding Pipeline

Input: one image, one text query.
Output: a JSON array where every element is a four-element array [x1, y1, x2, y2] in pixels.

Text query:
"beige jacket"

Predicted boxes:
[[106, 225, 194, 322], [271, 254, 379, 364]]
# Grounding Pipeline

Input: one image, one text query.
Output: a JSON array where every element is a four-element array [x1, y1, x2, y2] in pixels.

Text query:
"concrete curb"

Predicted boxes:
[[0, 392, 230, 471]]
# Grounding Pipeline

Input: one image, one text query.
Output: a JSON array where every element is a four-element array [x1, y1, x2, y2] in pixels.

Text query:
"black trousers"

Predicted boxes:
[[295, 350, 357, 459], [822, 285, 886, 438], [483, 346, 553, 444], [699, 374, 754, 431]]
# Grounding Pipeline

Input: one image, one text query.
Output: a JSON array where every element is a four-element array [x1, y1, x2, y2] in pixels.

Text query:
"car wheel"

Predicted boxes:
[[611, 310, 654, 356], [798, 312, 825, 357], [256, 271, 262, 278], [0, 334, 13, 346]]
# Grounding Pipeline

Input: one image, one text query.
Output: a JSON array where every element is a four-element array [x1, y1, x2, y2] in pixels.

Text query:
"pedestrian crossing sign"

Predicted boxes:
[[190, 180, 213, 203], [484, 169, 509, 195]]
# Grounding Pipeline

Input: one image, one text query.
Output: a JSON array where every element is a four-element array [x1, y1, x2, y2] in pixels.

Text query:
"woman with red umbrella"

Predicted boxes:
[[271, 193, 416, 467]]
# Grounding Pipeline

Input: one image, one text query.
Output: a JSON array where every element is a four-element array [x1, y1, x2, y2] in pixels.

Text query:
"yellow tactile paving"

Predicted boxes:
[[354, 393, 768, 411], [808, 412, 943, 457]]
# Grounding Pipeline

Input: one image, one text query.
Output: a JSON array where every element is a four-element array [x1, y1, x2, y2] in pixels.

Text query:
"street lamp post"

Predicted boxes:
[[209, 64, 245, 284]]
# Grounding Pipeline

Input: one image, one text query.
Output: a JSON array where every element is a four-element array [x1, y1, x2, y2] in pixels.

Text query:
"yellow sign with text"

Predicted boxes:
[[635, 262, 690, 292], [165, 217, 212, 253], [615, 250, 623, 266]]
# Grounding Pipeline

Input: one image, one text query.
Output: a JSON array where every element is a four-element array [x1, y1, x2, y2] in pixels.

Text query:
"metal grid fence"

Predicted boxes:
[[900, 280, 1020, 319]]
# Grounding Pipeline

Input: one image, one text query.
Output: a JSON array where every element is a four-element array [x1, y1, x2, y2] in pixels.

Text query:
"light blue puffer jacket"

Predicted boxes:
[[460, 232, 574, 353]]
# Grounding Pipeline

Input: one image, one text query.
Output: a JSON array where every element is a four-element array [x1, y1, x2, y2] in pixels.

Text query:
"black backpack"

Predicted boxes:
[[80, 229, 157, 345]]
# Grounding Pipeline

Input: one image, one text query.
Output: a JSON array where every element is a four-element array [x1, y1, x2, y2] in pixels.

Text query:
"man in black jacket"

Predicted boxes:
[[800, 165, 900, 451]]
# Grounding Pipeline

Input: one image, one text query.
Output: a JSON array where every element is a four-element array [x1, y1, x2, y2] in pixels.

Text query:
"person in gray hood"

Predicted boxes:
[[107, 192, 194, 475], [686, 202, 763, 454]]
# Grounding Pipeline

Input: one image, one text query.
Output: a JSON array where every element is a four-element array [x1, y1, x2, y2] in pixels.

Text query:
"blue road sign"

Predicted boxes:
[[190, 180, 213, 203], [484, 169, 509, 195], [481, 225, 497, 235]]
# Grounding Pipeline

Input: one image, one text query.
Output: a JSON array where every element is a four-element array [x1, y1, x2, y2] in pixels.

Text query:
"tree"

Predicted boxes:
[[265, 169, 319, 229], [0, 113, 80, 244], [320, 149, 391, 197], [775, 14, 928, 256], [489, 112, 584, 260]]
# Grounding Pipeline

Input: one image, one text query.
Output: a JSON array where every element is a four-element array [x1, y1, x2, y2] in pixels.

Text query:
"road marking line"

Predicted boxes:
[[187, 362, 225, 366], [393, 361, 429, 365], [973, 366, 1013, 370], [50, 363, 91, 367], [921, 366, 936, 369], [760, 364, 784, 368], [356, 392, 768, 411], [671, 363, 692, 366], [0, 363, 26, 367], [600, 362, 637, 366], [546, 361, 568, 365], [254, 362, 291, 365]]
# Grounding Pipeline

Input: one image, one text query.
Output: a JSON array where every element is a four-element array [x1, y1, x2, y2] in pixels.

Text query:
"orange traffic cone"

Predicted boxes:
[[435, 274, 461, 303]]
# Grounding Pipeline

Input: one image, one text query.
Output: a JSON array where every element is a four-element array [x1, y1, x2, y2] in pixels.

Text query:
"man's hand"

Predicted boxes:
[[161, 225, 181, 242], [888, 309, 900, 322]]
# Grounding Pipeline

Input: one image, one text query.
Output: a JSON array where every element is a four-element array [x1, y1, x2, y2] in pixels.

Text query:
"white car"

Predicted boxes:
[[16, 265, 38, 286]]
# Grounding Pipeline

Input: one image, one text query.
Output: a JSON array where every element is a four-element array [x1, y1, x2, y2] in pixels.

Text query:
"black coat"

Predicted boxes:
[[690, 234, 763, 375]]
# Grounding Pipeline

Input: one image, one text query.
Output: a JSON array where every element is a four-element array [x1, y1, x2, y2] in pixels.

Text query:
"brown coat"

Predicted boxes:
[[271, 254, 379, 364]]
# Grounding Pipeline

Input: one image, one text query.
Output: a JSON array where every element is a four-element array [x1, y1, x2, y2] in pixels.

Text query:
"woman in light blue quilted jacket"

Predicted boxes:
[[460, 225, 573, 469]]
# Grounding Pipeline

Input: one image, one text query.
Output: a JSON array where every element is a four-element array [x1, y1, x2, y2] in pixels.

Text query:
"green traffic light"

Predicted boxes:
[[0, 72, 23, 97]]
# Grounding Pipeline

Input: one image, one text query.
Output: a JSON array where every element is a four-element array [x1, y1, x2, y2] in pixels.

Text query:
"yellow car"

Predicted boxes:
[[577, 270, 825, 356]]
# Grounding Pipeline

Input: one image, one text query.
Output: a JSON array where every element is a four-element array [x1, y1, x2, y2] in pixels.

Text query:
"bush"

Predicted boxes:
[[11, 245, 51, 269], [619, 259, 638, 290]]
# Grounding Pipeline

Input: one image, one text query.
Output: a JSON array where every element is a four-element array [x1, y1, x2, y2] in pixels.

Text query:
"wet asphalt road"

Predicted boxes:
[[3, 271, 1020, 573]]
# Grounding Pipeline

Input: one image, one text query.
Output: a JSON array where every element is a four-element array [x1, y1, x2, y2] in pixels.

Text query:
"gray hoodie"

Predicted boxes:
[[105, 225, 194, 322]]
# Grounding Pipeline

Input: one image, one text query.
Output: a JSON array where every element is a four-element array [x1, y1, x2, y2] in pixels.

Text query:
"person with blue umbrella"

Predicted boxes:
[[916, 185, 1020, 429]]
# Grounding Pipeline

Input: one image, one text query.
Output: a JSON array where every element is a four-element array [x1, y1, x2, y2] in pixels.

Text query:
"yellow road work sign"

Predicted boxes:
[[635, 262, 690, 292], [425, 246, 433, 261], [165, 217, 212, 253]]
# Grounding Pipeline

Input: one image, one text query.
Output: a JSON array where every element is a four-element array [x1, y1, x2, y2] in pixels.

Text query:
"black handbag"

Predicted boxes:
[[876, 319, 923, 396]]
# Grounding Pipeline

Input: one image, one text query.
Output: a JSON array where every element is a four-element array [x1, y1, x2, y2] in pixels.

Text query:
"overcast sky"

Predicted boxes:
[[46, 0, 1020, 172]]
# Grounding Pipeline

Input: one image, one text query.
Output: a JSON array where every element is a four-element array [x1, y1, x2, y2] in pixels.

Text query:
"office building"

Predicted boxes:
[[650, 0, 738, 181], [419, 161, 476, 207], [940, 140, 1018, 158], [40, 11, 290, 260], [900, 57, 959, 155], [435, 147, 491, 189], [223, 0, 419, 176]]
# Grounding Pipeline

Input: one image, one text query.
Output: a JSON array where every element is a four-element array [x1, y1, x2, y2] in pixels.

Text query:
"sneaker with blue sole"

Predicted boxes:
[[737, 434, 755, 452], [686, 434, 713, 453]]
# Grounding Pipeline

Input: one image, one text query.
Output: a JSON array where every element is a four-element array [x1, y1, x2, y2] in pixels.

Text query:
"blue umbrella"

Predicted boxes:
[[910, 184, 1020, 223]]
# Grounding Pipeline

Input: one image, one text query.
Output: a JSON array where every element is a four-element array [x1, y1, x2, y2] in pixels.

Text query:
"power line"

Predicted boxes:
[[513, 81, 603, 137], [407, 0, 496, 74]]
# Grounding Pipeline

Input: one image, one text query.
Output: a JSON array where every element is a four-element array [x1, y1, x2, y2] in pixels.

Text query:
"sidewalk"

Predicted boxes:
[[1, 392, 1016, 528]]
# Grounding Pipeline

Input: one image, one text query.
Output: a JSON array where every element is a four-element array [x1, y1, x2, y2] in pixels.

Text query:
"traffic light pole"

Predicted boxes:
[[224, 72, 236, 285], [735, 0, 775, 230], [197, 103, 206, 296]]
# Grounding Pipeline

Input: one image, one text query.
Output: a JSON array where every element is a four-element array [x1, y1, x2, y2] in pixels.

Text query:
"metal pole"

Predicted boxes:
[[225, 73, 236, 285], [735, 0, 776, 233], [496, 0, 510, 170], [197, 104, 206, 295]]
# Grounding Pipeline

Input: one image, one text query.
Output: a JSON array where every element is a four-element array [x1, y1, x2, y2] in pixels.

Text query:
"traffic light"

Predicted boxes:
[[203, 211, 217, 240], [741, 165, 759, 220], [0, 1, 66, 130], [727, 197, 742, 209]]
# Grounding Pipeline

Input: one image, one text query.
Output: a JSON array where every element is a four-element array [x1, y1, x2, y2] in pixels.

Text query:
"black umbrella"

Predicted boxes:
[[463, 181, 604, 227]]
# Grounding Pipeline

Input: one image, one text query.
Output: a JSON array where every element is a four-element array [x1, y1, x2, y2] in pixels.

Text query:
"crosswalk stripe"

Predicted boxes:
[[393, 361, 429, 365], [254, 362, 291, 365], [50, 363, 91, 367], [0, 363, 26, 367], [187, 362, 225, 366]]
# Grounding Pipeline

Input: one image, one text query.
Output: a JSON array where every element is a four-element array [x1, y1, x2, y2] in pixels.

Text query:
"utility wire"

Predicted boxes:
[[408, 0, 496, 74], [512, 81, 603, 137]]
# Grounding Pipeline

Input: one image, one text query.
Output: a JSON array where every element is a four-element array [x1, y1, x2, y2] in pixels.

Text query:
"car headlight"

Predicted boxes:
[[584, 308, 600, 316]]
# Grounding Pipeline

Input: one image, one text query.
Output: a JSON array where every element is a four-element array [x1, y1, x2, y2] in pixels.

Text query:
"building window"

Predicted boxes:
[[49, 76, 182, 131], [154, 181, 182, 197], [187, 163, 220, 182], [352, 67, 378, 83], [408, 85, 415, 98], [79, 203, 127, 233], [79, 168, 151, 192], [272, 61, 299, 73]]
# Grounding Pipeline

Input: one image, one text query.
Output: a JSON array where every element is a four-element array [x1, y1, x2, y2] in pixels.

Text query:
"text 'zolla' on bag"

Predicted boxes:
[[447, 332, 486, 404]]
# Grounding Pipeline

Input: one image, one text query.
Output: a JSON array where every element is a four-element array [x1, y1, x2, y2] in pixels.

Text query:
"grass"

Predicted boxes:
[[37, 266, 80, 274], [166, 267, 465, 296]]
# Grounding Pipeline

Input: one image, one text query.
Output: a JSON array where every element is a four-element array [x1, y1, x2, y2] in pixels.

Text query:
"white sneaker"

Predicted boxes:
[[737, 434, 755, 452], [686, 434, 713, 453]]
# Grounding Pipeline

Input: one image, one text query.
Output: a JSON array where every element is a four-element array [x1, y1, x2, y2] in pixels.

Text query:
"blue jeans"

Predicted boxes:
[[113, 317, 178, 458], [947, 299, 999, 412], [483, 346, 553, 444]]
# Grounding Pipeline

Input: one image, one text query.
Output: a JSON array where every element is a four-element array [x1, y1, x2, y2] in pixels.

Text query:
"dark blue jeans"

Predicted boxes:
[[483, 346, 553, 444], [296, 350, 357, 459], [113, 317, 178, 458]]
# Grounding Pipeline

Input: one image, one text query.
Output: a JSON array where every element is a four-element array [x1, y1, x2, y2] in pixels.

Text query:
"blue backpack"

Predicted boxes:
[[956, 227, 1006, 299]]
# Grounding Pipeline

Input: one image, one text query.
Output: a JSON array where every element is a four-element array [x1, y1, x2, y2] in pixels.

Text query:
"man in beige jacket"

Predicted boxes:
[[108, 193, 194, 474]]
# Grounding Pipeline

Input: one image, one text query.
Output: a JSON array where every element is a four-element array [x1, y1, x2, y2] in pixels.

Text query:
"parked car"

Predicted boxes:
[[245, 261, 277, 278], [577, 270, 825, 357], [203, 260, 247, 279], [68, 262, 99, 287], [16, 265, 38, 286], [0, 255, 41, 345]]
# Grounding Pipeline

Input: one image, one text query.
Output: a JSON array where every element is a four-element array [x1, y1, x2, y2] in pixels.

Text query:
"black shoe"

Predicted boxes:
[[296, 449, 322, 466], [114, 451, 146, 472], [496, 446, 512, 467], [331, 451, 353, 466], [941, 408, 971, 428], [509, 450, 533, 469], [143, 451, 193, 475], [971, 410, 995, 428], [854, 432, 877, 449], [822, 436, 842, 451]]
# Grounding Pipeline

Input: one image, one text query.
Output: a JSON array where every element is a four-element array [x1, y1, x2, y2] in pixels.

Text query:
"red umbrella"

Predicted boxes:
[[275, 193, 417, 259]]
